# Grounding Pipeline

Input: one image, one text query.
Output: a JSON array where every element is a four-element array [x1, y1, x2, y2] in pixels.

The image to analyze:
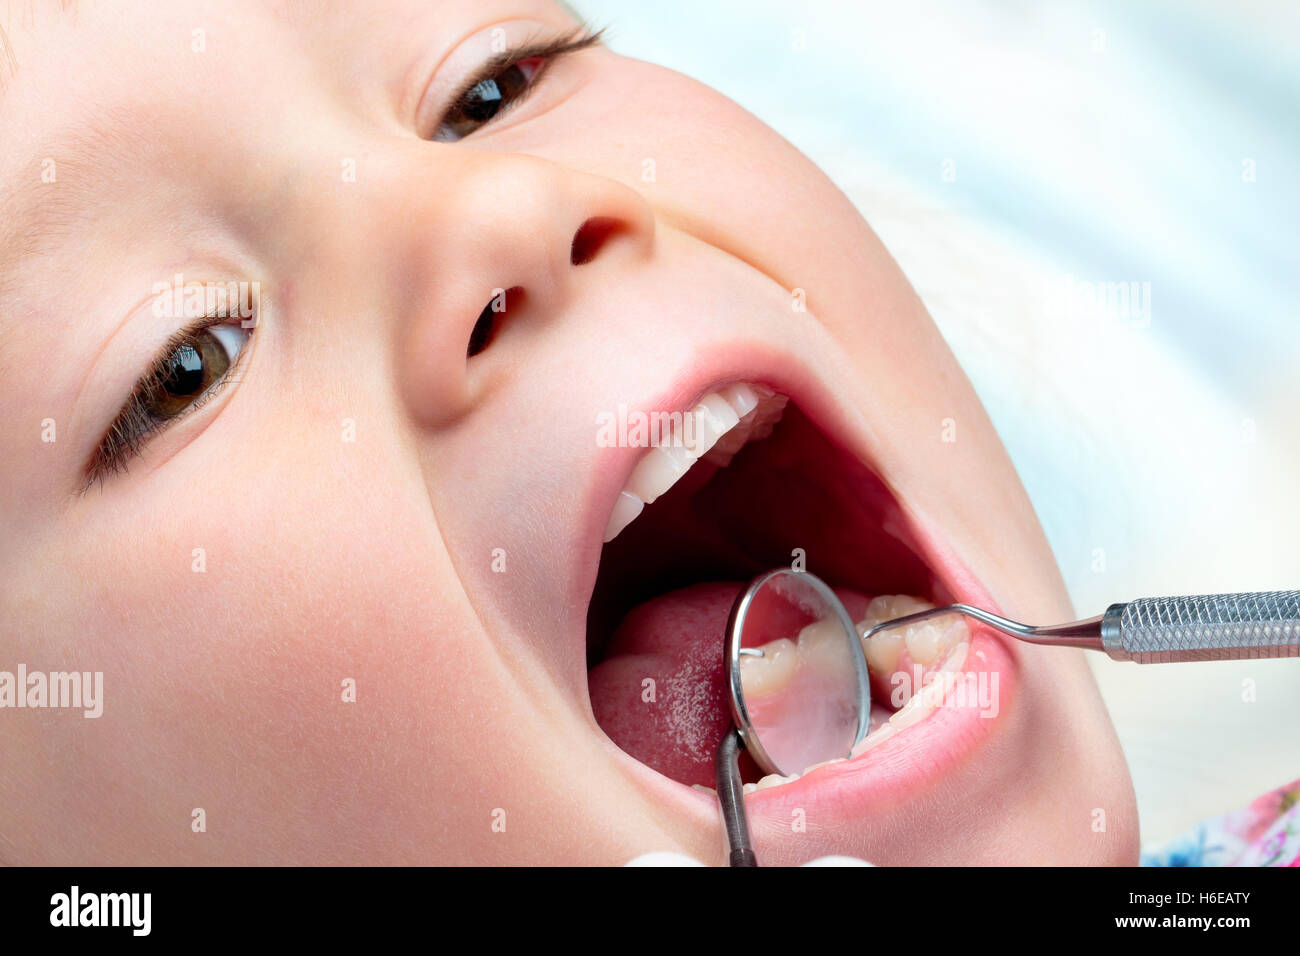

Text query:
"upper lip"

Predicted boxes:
[[577, 341, 1021, 861]]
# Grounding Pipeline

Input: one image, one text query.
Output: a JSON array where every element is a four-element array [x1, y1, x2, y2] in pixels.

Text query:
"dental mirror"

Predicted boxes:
[[714, 569, 869, 866], [726, 569, 871, 778]]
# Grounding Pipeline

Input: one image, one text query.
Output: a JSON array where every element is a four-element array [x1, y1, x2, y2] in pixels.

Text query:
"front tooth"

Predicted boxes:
[[849, 723, 896, 757], [720, 383, 760, 418], [738, 637, 799, 698], [938, 641, 970, 673], [802, 757, 847, 773], [625, 441, 696, 504], [754, 771, 800, 791], [603, 490, 645, 542], [887, 693, 934, 730], [606, 385, 790, 539], [683, 393, 740, 457]]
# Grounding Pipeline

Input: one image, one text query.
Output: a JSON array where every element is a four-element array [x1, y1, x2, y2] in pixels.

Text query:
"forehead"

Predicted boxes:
[[0, 0, 402, 291], [0, 0, 576, 233]]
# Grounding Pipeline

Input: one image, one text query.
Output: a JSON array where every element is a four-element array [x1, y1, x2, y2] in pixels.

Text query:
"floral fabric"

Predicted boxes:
[[1141, 777, 1300, 866]]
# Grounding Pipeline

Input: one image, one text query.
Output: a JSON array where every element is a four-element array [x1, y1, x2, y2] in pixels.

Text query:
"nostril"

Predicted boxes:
[[570, 217, 622, 266], [467, 286, 522, 358], [466, 305, 495, 358]]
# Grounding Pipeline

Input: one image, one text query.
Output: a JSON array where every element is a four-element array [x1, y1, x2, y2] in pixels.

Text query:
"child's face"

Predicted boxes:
[[0, 0, 1135, 864]]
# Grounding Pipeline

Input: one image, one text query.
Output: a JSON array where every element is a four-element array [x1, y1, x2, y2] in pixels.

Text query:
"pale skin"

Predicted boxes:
[[0, 0, 1137, 864]]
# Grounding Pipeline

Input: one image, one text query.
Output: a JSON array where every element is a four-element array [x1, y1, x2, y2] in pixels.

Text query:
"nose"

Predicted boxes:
[[381, 149, 655, 427]]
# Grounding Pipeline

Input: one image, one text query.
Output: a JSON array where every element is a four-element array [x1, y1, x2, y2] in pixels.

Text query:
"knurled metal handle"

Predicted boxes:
[[1101, 590, 1300, 663]]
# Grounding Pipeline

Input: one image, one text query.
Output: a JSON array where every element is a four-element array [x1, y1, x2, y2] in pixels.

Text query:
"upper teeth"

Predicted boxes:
[[602, 383, 788, 542]]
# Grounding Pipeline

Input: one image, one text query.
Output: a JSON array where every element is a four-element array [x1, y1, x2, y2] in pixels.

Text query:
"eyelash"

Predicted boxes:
[[431, 25, 605, 140], [83, 313, 251, 492]]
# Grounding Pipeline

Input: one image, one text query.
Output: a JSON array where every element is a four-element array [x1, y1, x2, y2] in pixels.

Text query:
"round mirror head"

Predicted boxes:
[[725, 569, 871, 778]]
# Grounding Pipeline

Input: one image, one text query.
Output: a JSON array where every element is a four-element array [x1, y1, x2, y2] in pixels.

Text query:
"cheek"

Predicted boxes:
[[560, 58, 877, 288], [552, 59, 972, 421], [18, 445, 515, 860], [1003, 648, 1138, 863]]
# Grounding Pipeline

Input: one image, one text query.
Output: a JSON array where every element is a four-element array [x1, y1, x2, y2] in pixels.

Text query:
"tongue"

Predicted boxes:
[[588, 582, 740, 787], [588, 581, 873, 787]]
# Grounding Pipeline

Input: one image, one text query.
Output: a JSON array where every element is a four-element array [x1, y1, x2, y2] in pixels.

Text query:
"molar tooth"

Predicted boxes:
[[904, 614, 969, 666], [861, 630, 904, 675], [738, 637, 799, 698], [796, 618, 852, 677], [861, 594, 934, 629], [691, 784, 717, 795], [602, 490, 645, 543], [903, 622, 947, 666], [742, 783, 758, 795]]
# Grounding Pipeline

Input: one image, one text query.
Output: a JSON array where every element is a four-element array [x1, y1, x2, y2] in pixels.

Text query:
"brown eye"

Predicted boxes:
[[146, 327, 237, 419], [435, 57, 544, 142], [85, 320, 255, 489]]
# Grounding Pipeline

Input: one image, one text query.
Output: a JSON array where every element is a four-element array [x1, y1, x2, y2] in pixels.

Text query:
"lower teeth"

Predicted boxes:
[[733, 593, 972, 787]]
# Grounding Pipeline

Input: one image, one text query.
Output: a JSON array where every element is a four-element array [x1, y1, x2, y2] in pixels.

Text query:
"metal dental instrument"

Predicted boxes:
[[714, 573, 1300, 866], [715, 729, 758, 867], [859, 590, 1300, 663]]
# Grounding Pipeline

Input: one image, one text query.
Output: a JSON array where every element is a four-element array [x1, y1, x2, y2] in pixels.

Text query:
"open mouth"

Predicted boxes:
[[586, 382, 1005, 796]]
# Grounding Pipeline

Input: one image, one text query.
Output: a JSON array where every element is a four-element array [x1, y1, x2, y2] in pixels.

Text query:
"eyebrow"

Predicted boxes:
[[0, 0, 79, 96], [0, 102, 156, 306], [0, 23, 14, 94], [0, 0, 79, 292]]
